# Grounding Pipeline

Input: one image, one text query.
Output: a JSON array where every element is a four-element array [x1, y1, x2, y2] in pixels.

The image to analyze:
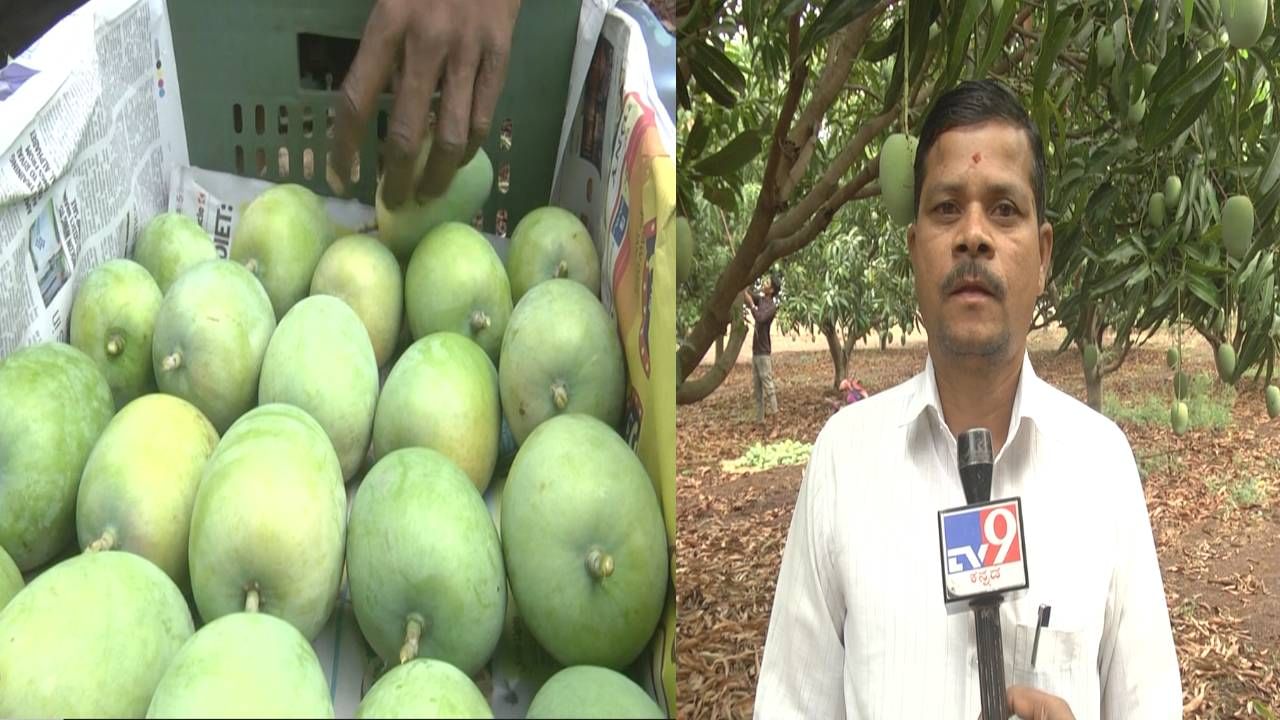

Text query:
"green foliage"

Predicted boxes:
[[1103, 372, 1236, 430], [775, 206, 919, 347], [676, 0, 1280, 402], [1205, 473, 1268, 511], [721, 439, 815, 473], [1135, 451, 1185, 481]]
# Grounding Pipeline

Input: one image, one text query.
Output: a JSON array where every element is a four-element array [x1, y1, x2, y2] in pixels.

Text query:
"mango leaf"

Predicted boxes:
[[1152, 278, 1179, 308], [1159, 48, 1225, 105], [778, 0, 811, 18], [941, 0, 984, 89], [1085, 182, 1120, 223], [1147, 41, 1188, 99], [1105, 239, 1145, 264], [683, 114, 711, 164], [1032, 5, 1076, 123], [1186, 273, 1221, 309], [1256, 173, 1280, 231], [893, 0, 940, 115], [1093, 267, 1138, 296], [1236, 330, 1270, 383], [677, 175, 696, 216], [703, 182, 740, 215], [698, 42, 747, 96], [689, 59, 739, 107], [1131, 0, 1159, 52], [1183, 0, 1194, 36], [863, 18, 902, 62], [694, 129, 765, 176], [798, 0, 882, 58], [1143, 73, 1223, 148], [1257, 137, 1280, 198], [977, 0, 1018, 75], [1125, 263, 1154, 288]]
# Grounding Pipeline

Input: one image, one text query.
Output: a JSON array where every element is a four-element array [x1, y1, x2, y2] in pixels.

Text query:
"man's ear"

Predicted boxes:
[[1038, 221, 1054, 293]]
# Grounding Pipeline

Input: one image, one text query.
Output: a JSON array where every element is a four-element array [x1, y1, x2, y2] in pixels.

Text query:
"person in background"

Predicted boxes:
[[743, 272, 782, 425]]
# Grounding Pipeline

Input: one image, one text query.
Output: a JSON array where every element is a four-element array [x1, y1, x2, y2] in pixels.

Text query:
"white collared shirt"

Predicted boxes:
[[753, 352, 1182, 720]]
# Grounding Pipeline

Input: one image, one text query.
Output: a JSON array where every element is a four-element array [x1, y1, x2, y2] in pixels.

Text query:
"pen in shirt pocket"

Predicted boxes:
[[1031, 604, 1051, 668]]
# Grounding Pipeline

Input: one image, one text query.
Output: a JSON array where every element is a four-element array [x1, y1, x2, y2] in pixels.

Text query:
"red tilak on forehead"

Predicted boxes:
[[972, 152, 982, 164]]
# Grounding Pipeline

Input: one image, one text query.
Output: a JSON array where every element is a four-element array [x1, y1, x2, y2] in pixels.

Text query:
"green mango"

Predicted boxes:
[[0, 342, 113, 570], [1147, 192, 1165, 229], [188, 404, 346, 640], [1174, 371, 1191, 401], [69, 258, 163, 409], [1164, 176, 1182, 207], [354, 658, 492, 718], [499, 279, 625, 445], [146, 611, 333, 718], [232, 183, 336, 320], [76, 393, 218, 590], [879, 133, 919, 226], [1216, 343, 1237, 383], [1222, 195, 1254, 261], [526, 666, 664, 719], [501, 415, 667, 670], [1223, 0, 1266, 48], [1170, 401, 1189, 435], [132, 212, 217, 294], [346, 448, 505, 675], [507, 206, 600, 302], [0, 551, 193, 716], [405, 222, 512, 362], [258, 295, 379, 481], [1266, 385, 1280, 419], [310, 234, 404, 368]]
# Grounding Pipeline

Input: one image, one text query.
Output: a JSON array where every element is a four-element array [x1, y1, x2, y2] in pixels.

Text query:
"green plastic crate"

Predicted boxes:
[[166, 0, 580, 236]]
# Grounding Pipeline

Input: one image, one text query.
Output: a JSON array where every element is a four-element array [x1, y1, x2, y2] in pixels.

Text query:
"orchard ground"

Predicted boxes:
[[679, 326, 1280, 718]]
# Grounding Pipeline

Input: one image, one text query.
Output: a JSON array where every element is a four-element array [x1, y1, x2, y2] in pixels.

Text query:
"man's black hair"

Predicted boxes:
[[769, 272, 783, 296], [913, 79, 1047, 224]]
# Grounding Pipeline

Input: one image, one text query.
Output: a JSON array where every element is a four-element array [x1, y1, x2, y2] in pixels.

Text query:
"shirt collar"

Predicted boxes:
[[898, 350, 1045, 439]]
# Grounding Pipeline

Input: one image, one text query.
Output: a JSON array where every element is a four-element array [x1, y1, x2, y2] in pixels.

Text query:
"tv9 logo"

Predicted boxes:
[[937, 498, 1029, 601]]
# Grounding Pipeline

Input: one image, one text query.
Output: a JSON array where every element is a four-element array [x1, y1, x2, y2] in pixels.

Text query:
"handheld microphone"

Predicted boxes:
[[936, 428, 1029, 720]]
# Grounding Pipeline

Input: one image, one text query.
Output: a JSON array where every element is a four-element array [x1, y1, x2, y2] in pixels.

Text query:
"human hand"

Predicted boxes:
[[330, 0, 520, 206], [1003, 685, 1076, 720]]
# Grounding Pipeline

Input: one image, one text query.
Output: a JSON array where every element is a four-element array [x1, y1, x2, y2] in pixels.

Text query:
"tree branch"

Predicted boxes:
[[751, 162, 879, 278], [1102, 335, 1132, 376], [678, 301, 750, 404], [769, 108, 897, 240], [780, 129, 819, 200], [677, 14, 810, 383], [784, 2, 887, 151]]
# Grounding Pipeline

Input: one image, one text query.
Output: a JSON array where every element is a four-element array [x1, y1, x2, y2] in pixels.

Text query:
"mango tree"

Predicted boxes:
[[676, 0, 1278, 419], [774, 205, 920, 389]]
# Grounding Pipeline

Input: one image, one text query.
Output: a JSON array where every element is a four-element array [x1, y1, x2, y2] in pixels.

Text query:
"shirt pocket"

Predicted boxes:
[[1005, 622, 1097, 720]]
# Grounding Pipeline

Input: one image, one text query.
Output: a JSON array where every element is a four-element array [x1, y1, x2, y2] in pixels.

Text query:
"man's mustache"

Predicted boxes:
[[941, 260, 1007, 300]]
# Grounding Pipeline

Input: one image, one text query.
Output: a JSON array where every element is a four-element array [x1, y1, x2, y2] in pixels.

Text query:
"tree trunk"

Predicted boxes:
[[715, 335, 724, 361], [1085, 362, 1103, 413], [677, 301, 749, 405], [821, 321, 844, 390], [1082, 300, 1103, 412]]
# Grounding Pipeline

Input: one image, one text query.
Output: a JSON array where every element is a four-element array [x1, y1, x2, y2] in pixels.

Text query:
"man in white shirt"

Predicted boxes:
[[753, 79, 1182, 719]]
